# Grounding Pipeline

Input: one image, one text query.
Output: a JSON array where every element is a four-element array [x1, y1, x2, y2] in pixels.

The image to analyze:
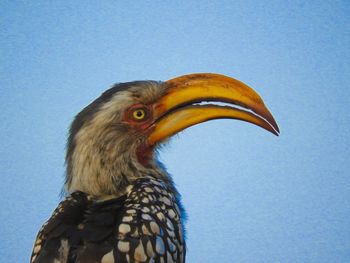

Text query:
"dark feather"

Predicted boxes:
[[31, 177, 185, 263]]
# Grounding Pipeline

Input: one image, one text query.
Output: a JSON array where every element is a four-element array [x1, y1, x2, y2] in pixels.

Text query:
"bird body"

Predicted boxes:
[[31, 177, 185, 263], [31, 73, 279, 263]]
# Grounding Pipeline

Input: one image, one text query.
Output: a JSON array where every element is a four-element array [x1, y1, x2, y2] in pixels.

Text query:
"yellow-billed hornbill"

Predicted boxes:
[[31, 73, 279, 263]]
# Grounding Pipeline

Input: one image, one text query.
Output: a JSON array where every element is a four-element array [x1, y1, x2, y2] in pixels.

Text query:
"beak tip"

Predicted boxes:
[[274, 127, 280, 136]]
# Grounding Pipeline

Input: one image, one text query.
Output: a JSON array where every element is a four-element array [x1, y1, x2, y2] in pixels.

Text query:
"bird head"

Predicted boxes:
[[65, 73, 279, 197]]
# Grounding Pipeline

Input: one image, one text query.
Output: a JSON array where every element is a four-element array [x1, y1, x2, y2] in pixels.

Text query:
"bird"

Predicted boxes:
[[30, 73, 279, 263]]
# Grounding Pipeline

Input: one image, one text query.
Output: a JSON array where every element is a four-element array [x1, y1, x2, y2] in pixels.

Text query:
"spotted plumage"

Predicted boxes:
[[31, 177, 185, 263], [31, 74, 279, 263]]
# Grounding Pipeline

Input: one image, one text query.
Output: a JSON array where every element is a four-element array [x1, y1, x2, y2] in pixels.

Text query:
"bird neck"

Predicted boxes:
[[65, 111, 171, 197], [65, 139, 168, 197]]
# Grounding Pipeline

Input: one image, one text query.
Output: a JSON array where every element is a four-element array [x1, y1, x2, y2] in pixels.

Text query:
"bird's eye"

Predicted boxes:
[[132, 109, 146, 120]]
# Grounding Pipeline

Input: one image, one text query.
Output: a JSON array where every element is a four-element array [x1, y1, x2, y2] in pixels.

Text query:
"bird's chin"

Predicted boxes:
[[135, 142, 154, 168]]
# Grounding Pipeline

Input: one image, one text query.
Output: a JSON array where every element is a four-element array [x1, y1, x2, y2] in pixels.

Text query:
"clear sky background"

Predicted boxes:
[[1, 1, 349, 262]]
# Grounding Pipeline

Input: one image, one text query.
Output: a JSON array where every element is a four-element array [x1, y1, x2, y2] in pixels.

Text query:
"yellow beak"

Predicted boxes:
[[148, 73, 279, 145]]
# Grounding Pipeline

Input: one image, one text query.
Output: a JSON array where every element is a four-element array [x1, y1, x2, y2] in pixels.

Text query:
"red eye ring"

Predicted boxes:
[[125, 104, 152, 123]]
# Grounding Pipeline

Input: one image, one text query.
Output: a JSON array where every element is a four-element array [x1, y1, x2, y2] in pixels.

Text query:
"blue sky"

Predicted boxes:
[[1, 1, 349, 262]]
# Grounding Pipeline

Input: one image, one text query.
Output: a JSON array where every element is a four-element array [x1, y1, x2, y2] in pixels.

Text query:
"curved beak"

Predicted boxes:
[[148, 73, 279, 145]]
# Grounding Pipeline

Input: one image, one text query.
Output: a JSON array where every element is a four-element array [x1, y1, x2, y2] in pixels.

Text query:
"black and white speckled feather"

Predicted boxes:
[[31, 176, 185, 263]]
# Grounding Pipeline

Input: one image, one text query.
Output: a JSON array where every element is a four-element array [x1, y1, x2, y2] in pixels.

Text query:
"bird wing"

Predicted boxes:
[[31, 192, 128, 263], [30, 192, 89, 263], [31, 178, 185, 263]]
